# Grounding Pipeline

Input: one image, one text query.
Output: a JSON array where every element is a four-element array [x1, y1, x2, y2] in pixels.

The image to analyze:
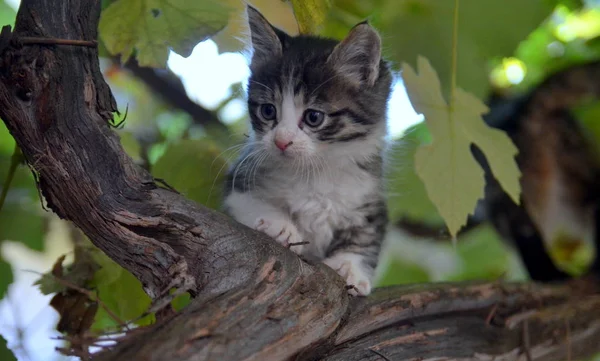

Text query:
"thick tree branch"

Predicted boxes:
[[1, 1, 599, 360]]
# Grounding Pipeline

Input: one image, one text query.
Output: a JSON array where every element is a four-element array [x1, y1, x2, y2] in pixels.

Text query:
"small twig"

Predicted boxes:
[[153, 177, 180, 194], [395, 216, 481, 241], [523, 319, 532, 361], [20, 37, 97, 47], [27, 270, 129, 329], [485, 303, 498, 325], [565, 317, 572, 361], [110, 103, 129, 128], [288, 241, 310, 248], [369, 348, 392, 361], [345, 285, 360, 294], [0, 143, 22, 213]]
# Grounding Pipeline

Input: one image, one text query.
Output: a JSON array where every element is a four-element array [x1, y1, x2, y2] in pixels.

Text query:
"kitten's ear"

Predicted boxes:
[[327, 22, 382, 87], [247, 6, 287, 69]]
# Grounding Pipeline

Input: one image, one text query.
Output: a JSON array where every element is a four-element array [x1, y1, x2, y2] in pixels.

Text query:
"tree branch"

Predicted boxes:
[[0, 1, 599, 360]]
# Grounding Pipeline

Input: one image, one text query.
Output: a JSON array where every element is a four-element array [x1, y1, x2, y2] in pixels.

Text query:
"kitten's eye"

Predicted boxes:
[[260, 104, 277, 120], [303, 109, 325, 127]]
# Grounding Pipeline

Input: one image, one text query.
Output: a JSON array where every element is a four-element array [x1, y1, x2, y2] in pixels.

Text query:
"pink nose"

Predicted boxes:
[[275, 139, 293, 151]]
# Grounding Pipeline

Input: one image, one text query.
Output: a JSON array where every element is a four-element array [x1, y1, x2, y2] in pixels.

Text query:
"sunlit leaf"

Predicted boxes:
[[0, 1, 16, 28], [548, 232, 593, 275], [0, 257, 12, 299], [402, 56, 521, 237], [371, 0, 556, 97], [290, 0, 332, 34], [99, 0, 231, 67], [152, 139, 227, 210], [0, 335, 16, 361]]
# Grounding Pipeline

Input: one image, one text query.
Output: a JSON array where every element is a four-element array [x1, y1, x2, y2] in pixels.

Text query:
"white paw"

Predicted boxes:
[[323, 253, 372, 296], [254, 217, 305, 255]]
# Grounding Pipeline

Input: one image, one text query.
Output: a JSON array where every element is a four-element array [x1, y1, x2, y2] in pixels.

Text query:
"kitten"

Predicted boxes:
[[222, 6, 392, 296]]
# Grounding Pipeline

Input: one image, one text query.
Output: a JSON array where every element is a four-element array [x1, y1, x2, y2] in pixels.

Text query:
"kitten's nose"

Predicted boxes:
[[275, 139, 293, 151]]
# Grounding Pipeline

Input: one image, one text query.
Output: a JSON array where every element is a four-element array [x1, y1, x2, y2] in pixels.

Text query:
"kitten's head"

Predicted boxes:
[[245, 6, 392, 163]]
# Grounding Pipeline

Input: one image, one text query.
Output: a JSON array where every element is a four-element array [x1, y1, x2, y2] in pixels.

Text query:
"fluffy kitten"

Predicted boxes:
[[223, 6, 392, 296]]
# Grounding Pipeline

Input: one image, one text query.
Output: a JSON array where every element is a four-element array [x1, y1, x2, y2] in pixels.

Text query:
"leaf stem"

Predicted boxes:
[[0, 144, 23, 213], [450, 0, 459, 106]]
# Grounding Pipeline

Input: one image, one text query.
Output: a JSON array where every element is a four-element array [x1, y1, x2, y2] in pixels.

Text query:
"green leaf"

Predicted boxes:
[[402, 56, 521, 237], [33, 272, 66, 295], [0, 136, 44, 251], [290, 0, 332, 34], [118, 130, 142, 163], [152, 139, 227, 209], [447, 224, 510, 281], [0, 335, 16, 361], [376, 258, 430, 287], [99, 0, 231, 68], [91, 250, 154, 329], [171, 291, 191, 311], [0, 1, 17, 28], [0, 203, 44, 251], [371, 0, 556, 98], [0, 257, 12, 299], [386, 123, 443, 224]]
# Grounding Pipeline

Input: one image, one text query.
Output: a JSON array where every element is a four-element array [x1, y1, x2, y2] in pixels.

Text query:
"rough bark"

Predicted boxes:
[[0, 0, 599, 360]]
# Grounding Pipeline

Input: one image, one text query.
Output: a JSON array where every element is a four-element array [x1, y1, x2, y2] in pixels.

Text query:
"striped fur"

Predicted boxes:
[[223, 6, 392, 296]]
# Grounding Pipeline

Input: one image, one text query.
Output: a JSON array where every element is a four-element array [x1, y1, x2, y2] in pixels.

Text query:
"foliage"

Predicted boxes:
[[0, 0, 15, 29], [0, 335, 16, 361], [212, 0, 300, 53], [0, 258, 11, 299], [90, 249, 154, 329], [385, 123, 442, 225], [99, 0, 232, 67], [152, 138, 227, 209], [322, 0, 557, 98], [290, 0, 332, 34], [402, 56, 521, 238]]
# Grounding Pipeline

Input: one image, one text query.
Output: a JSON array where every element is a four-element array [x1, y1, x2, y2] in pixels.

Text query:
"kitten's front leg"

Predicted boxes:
[[324, 252, 374, 296], [224, 191, 305, 254], [324, 202, 387, 296]]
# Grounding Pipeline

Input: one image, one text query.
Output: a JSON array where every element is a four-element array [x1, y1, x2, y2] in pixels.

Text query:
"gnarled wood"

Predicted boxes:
[[1, 0, 599, 360]]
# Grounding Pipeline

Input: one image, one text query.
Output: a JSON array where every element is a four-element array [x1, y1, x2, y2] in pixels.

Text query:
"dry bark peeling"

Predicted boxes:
[[1, 0, 600, 360]]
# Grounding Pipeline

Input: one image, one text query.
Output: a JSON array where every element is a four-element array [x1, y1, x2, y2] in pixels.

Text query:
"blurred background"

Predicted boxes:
[[1, 0, 600, 359]]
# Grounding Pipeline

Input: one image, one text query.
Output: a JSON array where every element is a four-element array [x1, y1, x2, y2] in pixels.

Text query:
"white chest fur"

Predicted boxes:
[[256, 164, 377, 259]]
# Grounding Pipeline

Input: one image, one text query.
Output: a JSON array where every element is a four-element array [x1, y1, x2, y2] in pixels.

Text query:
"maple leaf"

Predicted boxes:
[[401, 56, 521, 237], [99, 0, 231, 68]]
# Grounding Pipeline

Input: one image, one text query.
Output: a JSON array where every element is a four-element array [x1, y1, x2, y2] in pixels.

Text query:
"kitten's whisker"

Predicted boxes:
[[249, 80, 275, 94], [231, 148, 262, 192], [246, 149, 263, 191], [309, 73, 345, 97], [210, 143, 248, 168], [207, 142, 257, 204], [250, 151, 268, 191]]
